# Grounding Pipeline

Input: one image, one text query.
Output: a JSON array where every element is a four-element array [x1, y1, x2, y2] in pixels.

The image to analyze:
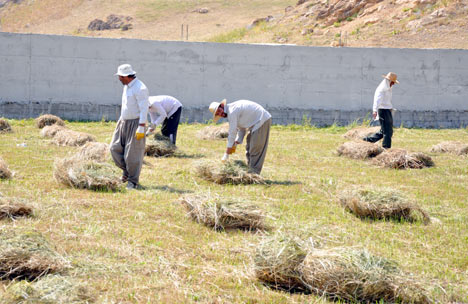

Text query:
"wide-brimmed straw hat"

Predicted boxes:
[[208, 99, 227, 123], [115, 64, 136, 76], [382, 72, 399, 84]]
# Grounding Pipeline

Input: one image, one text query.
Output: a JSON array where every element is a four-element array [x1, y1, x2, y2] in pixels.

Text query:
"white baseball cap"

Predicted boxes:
[[115, 64, 136, 76]]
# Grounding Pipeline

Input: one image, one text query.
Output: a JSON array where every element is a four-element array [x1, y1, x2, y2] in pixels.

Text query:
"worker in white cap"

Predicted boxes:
[[145, 95, 183, 145], [209, 99, 272, 174], [364, 72, 399, 149], [110, 64, 149, 189]]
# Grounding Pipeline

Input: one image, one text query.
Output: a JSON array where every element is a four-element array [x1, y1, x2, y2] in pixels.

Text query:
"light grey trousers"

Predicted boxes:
[[245, 118, 271, 174], [110, 119, 146, 185]]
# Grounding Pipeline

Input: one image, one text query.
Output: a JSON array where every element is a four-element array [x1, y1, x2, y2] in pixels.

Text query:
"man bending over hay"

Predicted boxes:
[[145, 95, 183, 145], [209, 99, 271, 174]]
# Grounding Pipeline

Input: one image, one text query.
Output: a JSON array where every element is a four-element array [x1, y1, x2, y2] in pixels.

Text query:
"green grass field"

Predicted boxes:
[[1, 119, 467, 303]]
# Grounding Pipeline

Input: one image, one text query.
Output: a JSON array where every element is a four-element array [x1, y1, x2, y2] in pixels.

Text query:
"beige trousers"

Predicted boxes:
[[245, 118, 271, 174]]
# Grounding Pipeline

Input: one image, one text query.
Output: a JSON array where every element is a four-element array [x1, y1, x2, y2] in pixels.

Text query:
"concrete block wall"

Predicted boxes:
[[0, 32, 467, 127]]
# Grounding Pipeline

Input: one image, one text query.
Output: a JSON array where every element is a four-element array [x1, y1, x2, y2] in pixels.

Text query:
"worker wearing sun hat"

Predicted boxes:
[[110, 63, 149, 190], [209, 99, 272, 174], [363, 72, 399, 149]]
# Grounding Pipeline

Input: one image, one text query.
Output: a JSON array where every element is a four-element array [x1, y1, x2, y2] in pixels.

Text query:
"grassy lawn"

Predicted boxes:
[[0, 119, 467, 303]]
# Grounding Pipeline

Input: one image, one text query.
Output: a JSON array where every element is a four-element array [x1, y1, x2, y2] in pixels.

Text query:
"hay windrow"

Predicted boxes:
[[40, 124, 67, 138], [52, 129, 96, 147], [179, 194, 266, 231], [196, 123, 229, 140], [145, 133, 177, 157], [2, 274, 93, 303], [339, 188, 430, 224], [0, 230, 68, 280], [430, 141, 468, 155], [343, 127, 380, 140], [195, 160, 265, 185], [372, 149, 434, 169], [76, 142, 109, 162], [0, 118, 12, 133], [35, 114, 66, 129], [0, 157, 12, 179], [0, 197, 33, 220], [53, 156, 122, 191], [337, 141, 384, 159]]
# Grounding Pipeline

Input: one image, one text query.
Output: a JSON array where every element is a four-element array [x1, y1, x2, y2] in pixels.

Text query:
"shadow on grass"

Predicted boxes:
[[172, 152, 205, 159], [146, 185, 194, 194], [264, 180, 302, 186]]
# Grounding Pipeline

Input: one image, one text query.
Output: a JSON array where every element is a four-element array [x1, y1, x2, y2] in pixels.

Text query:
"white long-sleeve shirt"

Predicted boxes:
[[120, 78, 149, 124], [148, 95, 182, 126], [226, 100, 271, 148], [372, 79, 393, 112]]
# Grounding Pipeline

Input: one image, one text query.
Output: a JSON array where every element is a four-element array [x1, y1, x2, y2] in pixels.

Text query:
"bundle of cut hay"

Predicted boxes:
[[299, 248, 431, 303], [145, 133, 177, 157], [0, 230, 68, 280], [430, 141, 468, 156], [179, 194, 266, 230], [196, 123, 229, 140], [372, 149, 434, 169], [40, 124, 67, 138], [337, 141, 384, 159], [0, 118, 12, 133], [76, 142, 109, 162], [52, 129, 96, 147], [343, 127, 380, 140], [53, 156, 121, 191], [0, 157, 12, 179], [195, 160, 265, 185], [2, 274, 93, 304], [35, 114, 66, 129], [339, 188, 430, 224], [0, 197, 33, 220], [254, 235, 308, 291]]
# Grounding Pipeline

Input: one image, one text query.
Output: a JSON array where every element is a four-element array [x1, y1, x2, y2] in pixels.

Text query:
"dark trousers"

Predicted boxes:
[[161, 107, 182, 144], [364, 109, 393, 148]]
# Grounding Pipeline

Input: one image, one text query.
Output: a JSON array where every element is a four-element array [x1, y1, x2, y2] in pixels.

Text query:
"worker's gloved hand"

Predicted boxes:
[[221, 153, 229, 162], [145, 128, 155, 137], [136, 126, 145, 140]]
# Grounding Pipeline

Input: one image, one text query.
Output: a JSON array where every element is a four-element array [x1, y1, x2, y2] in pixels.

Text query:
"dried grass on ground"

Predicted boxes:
[[195, 159, 265, 185], [0, 157, 12, 179], [0, 230, 68, 280], [53, 156, 121, 191], [337, 141, 384, 159], [0, 119, 12, 133], [196, 123, 229, 140], [339, 188, 430, 224], [179, 194, 266, 231], [372, 149, 434, 169], [343, 127, 380, 140], [430, 141, 468, 156], [35, 114, 66, 129], [52, 129, 96, 147], [145, 133, 177, 157], [0, 196, 33, 220], [2, 274, 93, 303], [76, 142, 109, 162], [40, 124, 67, 138]]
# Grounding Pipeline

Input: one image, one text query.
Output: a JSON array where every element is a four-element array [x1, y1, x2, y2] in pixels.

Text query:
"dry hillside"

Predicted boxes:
[[0, 0, 467, 48]]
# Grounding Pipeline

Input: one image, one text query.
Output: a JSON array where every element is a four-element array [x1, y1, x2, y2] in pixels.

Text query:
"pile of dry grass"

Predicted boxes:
[[35, 114, 66, 129], [0, 197, 33, 220], [145, 133, 177, 157], [52, 129, 96, 147], [339, 188, 430, 224], [430, 141, 468, 155], [53, 156, 121, 191], [195, 160, 265, 185], [0, 157, 12, 179], [0, 230, 68, 280], [179, 194, 266, 231], [76, 142, 109, 162], [196, 123, 229, 140], [2, 274, 92, 303], [40, 124, 67, 138], [343, 126, 380, 140], [337, 141, 384, 159], [0, 118, 12, 133], [372, 149, 434, 169]]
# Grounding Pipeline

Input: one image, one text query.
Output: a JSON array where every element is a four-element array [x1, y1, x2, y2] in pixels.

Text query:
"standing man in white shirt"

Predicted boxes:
[[110, 64, 149, 189], [145, 95, 183, 145], [209, 99, 272, 174], [363, 72, 399, 149]]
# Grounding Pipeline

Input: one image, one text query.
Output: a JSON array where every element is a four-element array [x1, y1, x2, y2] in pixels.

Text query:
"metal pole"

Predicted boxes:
[[181, 24, 184, 40], [186, 24, 189, 41]]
